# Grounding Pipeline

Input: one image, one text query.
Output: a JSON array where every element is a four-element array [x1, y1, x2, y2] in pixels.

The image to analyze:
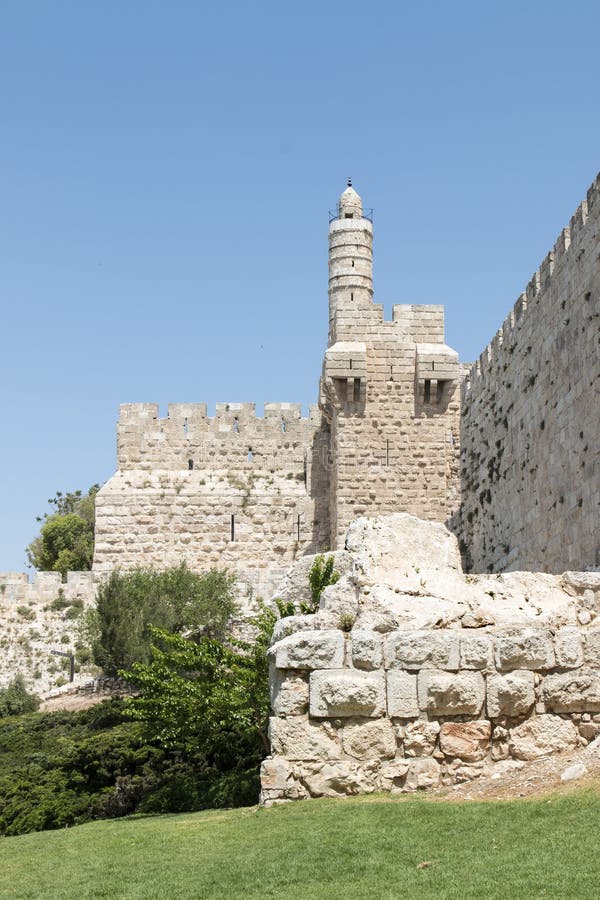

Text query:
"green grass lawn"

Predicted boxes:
[[1, 789, 599, 899]]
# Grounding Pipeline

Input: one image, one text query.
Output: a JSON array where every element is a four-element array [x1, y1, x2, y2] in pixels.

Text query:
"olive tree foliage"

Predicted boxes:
[[85, 564, 239, 677], [26, 485, 100, 577]]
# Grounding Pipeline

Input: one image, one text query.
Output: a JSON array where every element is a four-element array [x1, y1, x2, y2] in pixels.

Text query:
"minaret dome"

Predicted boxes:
[[338, 179, 363, 219]]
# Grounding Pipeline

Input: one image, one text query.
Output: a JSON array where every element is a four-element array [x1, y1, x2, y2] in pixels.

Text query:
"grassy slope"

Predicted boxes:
[[2, 790, 599, 900]]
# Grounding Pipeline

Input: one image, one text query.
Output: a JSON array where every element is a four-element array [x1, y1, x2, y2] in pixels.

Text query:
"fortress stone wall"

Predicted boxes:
[[94, 182, 462, 590], [94, 402, 330, 598], [458, 174, 600, 574]]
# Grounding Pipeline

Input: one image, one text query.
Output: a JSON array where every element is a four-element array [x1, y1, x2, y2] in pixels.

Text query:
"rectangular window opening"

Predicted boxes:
[[297, 514, 301, 542], [188, 459, 194, 470], [230, 515, 235, 541], [344, 213, 353, 219], [353, 378, 361, 402], [436, 381, 444, 403], [424, 380, 431, 404]]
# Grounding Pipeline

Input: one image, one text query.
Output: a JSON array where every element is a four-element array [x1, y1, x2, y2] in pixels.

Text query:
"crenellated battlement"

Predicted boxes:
[[116, 401, 325, 472], [465, 172, 600, 391]]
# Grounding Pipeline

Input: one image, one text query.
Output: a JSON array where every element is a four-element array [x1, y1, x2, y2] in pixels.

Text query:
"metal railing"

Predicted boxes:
[[328, 207, 374, 224]]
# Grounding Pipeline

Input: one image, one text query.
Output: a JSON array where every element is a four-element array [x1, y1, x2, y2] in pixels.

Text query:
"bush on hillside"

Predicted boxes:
[[0, 675, 39, 718], [84, 564, 238, 676]]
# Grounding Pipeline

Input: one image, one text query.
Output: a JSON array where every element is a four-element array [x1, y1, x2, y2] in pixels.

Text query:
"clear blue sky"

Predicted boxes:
[[1, 1, 599, 572]]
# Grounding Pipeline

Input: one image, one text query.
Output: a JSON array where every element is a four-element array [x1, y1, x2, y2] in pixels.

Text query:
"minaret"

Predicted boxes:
[[328, 180, 373, 345]]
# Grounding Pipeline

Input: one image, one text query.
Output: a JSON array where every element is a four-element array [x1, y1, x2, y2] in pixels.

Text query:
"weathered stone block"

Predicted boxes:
[[270, 668, 309, 717], [554, 628, 584, 668], [486, 670, 535, 718], [341, 718, 397, 760], [439, 721, 491, 761], [509, 714, 578, 760], [377, 760, 410, 792], [309, 669, 386, 718], [302, 760, 377, 797], [386, 670, 419, 718], [384, 630, 459, 671], [351, 631, 383, 670], [541, 669, 600, 713], [260, 757, 298, 794], [460, 633, 492, 669], [494, 628, 555, 671], [273, 630, 345, 670], [403, 720, 440, 757], [418, 670, 485, 715], [268, 716, 341, 760], [584, 630, 600, 667], [403, 757, 441, 791]]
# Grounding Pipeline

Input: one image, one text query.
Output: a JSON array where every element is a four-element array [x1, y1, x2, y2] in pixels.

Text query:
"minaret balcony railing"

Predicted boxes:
[[328, 208, 374, 224]]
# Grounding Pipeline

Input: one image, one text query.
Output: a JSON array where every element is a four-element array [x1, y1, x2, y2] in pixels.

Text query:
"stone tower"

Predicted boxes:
[[320, 182, 462, 548]]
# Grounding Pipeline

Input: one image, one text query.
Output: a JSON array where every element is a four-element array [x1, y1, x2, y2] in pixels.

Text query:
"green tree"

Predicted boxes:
[[26, 485, 100, 577], [87, 564, 238, 677], [124, 604, 276, 757]]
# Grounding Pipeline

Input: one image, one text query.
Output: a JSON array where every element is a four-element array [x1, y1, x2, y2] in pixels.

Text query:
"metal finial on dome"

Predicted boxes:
[[347, 177, 352, 187]]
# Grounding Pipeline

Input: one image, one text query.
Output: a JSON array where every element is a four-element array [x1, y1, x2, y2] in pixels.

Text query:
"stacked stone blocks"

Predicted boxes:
[[263, 622, 600, 803]]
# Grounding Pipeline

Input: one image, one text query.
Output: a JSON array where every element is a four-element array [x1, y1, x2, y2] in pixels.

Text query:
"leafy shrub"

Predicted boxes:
[[27, 485, 100, 577], [0, 675, 39, 718], [303, 554, 340, 614], [16, 606, 35, 621], [87, 564, 238, 676], [50, 592, 70, 611]]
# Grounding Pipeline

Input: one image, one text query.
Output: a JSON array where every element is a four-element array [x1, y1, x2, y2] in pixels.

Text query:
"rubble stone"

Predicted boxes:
[[439, 721, 491, 761]]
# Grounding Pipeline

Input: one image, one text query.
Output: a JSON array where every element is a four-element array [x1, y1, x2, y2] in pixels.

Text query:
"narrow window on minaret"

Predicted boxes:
[[230, 515, 235, 541], [351, 292, 354, 302], [424, 380, 431, 404], [353, 378, 361, 402], [281, 418, 286, 433], [233, 419, 239, 433], [188, 459, 194, 470], [349, 359, 353, 370], [247, 448, 253, 462], [351, 260, 355, 267], [184, 417, 189, 435], [345, 213, 353, 219]]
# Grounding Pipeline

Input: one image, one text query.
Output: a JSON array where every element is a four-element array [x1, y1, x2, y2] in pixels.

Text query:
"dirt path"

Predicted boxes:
[[432, 739, 600, 801]]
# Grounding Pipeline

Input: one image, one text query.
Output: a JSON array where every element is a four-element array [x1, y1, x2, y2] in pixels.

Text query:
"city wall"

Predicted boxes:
[[458, 173, 600, 573], [94, 402, 331, 597], [0, 571, 98, 693]]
